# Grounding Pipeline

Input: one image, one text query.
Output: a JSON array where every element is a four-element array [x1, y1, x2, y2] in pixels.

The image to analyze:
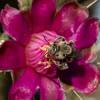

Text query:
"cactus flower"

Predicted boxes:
[[0, 0, 100, 100]]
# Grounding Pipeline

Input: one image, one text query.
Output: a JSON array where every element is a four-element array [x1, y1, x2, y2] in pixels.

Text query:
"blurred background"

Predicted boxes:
[[0, 0, 100, 100], [81, 0, 100, 100]]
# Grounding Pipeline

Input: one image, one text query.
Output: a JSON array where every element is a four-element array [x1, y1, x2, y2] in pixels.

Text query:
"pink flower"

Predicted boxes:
[[0, 0, 100, 100]]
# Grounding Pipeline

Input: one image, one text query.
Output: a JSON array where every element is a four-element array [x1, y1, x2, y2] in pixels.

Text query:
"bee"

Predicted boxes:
[[48, 36, 77, 70]]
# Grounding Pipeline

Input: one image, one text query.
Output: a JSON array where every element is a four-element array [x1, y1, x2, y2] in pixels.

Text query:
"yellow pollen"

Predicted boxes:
[[38, 60, 52, 69], [39, 44, 53, 69], [40, 45, 50, 51]]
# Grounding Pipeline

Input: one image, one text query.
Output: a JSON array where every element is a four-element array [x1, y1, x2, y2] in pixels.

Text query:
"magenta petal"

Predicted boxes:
[[75, 18, 100, 49], [9, 68, 39, 100], [31, 0, 56, 33], [72, 63, 99, 94], [0, 40, 26, 70], [58, 62, 99, 94], [26, 31, 58, 75], [0, 5, 32, 45], [40, 76, 65, 100], [52, 2, 88, 39]]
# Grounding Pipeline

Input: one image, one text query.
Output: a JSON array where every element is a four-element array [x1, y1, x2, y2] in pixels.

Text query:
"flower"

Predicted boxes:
[[53, 4, 100, 94], [0, 0, 100, 100], [0, 0, 18, 33]]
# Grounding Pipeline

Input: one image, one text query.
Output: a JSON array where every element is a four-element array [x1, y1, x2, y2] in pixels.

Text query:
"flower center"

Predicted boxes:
[[25, 31, 78, 72], [47, 37, 77, 70]]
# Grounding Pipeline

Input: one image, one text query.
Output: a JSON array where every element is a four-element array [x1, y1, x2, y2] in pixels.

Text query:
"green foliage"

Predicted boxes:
[[18, 0, 33, 11], [0, 34, 8, 41], [0, 72, 12, 100]]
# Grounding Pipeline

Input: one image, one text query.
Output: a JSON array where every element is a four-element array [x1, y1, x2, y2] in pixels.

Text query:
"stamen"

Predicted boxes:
[[38, 61, 52, 69], [40, 45, 50, 51]]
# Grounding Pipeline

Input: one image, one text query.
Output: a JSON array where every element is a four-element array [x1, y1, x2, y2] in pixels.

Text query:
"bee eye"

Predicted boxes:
[[63, 44, 67, 49], [52, 44, 57, 52]]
